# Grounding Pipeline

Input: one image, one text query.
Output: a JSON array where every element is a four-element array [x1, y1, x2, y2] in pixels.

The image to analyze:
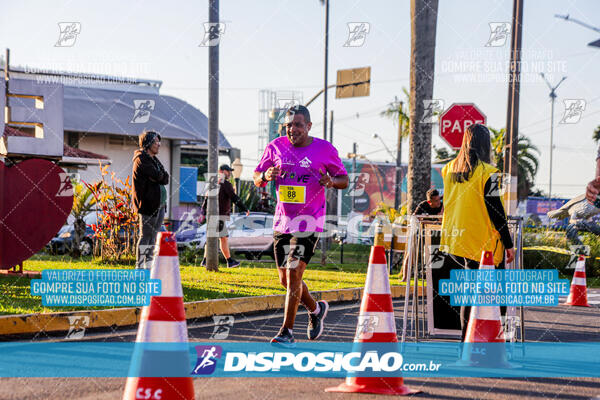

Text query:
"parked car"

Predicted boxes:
[[228, 212, 274, 260], [47, 213, 97, 256], [175, 223, 209, 251], [176, 212, 274, 260], [48, 213, 167, 256]]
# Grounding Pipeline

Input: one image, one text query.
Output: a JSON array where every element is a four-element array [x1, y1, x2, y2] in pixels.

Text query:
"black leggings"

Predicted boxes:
[[435, 253, 506, 340]]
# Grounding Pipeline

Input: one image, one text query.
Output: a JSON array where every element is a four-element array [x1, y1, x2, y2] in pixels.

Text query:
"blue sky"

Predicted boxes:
[[1, 0, 599, 197]]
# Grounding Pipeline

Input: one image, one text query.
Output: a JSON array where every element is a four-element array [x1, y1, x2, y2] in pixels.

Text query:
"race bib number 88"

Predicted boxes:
[[279, 185, 306, 204]]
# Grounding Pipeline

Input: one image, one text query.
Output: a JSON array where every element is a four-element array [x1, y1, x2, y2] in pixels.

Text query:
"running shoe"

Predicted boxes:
[[270, 327, 296, 348], [307, 300, 329, 340], [227, 258, 241, 268]]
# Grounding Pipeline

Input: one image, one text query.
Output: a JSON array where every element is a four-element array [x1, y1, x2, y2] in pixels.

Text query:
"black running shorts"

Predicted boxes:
[[273, 231, 320, 268]]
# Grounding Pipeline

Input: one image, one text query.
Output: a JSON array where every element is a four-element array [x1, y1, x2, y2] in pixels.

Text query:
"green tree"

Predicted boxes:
[[592, 125, 600, 144], [490, 127, 540, 201], [380, 87, 411, 138]]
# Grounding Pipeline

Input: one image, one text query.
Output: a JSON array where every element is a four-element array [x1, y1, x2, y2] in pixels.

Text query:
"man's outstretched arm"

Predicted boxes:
[[585, 157, 600, 204]]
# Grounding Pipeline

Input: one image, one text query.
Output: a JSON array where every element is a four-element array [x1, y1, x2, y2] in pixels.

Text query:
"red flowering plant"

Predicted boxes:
[[84, 163, 138, 261]]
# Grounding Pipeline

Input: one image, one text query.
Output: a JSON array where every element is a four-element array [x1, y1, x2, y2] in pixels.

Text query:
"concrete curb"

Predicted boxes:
[[0, 285, 423, 337]]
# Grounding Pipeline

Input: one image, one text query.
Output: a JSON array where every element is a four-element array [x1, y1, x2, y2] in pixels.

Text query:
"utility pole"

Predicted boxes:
[[540, 72, 567, 203], [206, 0, 220, 272], [352, 142, 357, 212], [322, 0, 329, 142], [395, 100, 403, 210], [320, 0, 330, 266], [503, 0, 524, 216], [323, 110, 336, 266]]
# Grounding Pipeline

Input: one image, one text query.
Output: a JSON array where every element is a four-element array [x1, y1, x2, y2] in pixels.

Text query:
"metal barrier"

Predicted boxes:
[[399, 215, 525, 343]]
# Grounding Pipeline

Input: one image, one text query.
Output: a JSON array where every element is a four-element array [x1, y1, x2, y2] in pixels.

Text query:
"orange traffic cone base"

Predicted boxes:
[[563, 286, 590, 307], [326, 380, 419, 395], [124, 377, 194, 400]]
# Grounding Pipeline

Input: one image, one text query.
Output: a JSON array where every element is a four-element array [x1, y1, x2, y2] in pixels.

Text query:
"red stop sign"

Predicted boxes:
[[439, 104, 487, 149]]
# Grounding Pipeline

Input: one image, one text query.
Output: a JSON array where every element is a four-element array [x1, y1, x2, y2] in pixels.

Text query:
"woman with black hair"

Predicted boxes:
[[438, 123, 514, 339]]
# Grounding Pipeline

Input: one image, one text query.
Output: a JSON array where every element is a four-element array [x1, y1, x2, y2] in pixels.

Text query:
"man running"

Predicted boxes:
[[254, 105, 349, 347]]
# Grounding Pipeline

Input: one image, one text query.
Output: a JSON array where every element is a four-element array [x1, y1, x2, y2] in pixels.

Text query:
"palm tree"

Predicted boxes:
[[407, 0, 439, 213], [490, 127, 540, 201], [592, 125, 600, 144], [380, 87, 411, 136]]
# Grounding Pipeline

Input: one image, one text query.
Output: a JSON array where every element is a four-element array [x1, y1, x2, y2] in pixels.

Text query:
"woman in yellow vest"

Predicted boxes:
[[440, 124, 515, 339]]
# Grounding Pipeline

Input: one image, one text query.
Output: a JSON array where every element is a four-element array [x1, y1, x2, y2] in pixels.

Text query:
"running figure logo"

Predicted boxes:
[[66, 316, 89, 340], [131, 100, 155, 123], [560, 99, 586, 124], [56, 173, 74, 197], [199, 23, 226, 47], [485, 22, 511, 47], [192, 345, 223, 375], [210, 316, 234, 339], [356, 315, 378, 340], [344, 22, 370, 47], [420, 99, 444, 123], [428, 245, 447, 269], [346, 173, 370, 197], [55, 22, 81, 47]]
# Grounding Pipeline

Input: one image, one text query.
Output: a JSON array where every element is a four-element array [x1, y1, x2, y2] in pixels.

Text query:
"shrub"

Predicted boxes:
[[523, 228, 599, 277], [85, 163, 137, 261]]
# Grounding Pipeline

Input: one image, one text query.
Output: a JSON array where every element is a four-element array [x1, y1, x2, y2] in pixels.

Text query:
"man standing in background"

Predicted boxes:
[[200, 164, 249, 268]]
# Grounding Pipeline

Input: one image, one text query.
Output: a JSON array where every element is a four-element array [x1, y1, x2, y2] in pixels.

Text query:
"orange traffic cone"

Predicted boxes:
[[326, 245, 418, 395], [563, 255, 590, 307], [123, 232, 194, 400], [461, 250, 511, 368]]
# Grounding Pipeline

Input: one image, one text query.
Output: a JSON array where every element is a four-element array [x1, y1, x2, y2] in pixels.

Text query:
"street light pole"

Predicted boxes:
[[206, 0, 220, 272], [540, 72, 567, 202], [395, 101, 403, 211]]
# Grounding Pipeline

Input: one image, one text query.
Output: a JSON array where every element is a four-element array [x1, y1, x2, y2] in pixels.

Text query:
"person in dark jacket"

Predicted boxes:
[[132, 131, 169, 269], [200, 164, 249, 268]]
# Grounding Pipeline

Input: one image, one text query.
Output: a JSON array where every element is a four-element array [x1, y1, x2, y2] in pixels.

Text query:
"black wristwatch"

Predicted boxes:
[[260, 171, 268, 182]]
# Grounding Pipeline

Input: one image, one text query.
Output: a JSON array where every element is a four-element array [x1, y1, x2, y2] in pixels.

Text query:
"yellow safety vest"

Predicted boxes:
[[440, 159, 505, 265]]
